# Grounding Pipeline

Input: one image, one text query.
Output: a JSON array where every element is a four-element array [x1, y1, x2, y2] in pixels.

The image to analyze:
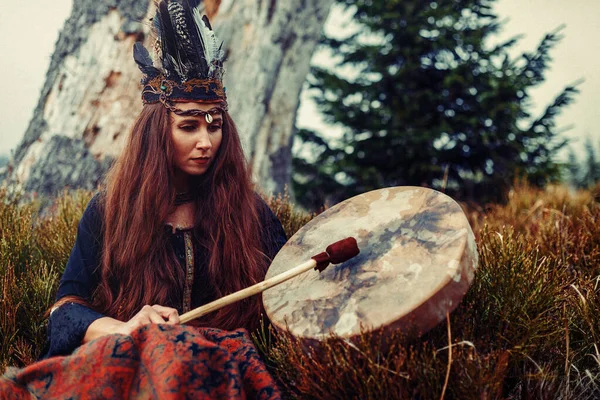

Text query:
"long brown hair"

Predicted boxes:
[[92, 103, 268, 330]]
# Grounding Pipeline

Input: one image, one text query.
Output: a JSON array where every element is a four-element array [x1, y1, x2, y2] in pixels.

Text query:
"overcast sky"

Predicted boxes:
[[494, 0, 599, 152], [0, 0, 598, 158]]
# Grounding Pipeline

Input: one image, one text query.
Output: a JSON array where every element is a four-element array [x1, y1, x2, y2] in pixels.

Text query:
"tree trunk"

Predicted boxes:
[[3, 0, 333, 197]]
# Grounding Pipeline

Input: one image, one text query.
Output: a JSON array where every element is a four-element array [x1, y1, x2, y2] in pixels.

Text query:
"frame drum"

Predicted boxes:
[[262, 187, 478, 343]]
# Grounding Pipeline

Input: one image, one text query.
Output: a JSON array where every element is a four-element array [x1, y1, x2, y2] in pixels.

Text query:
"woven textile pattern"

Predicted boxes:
[[1, 324, 281, 399]]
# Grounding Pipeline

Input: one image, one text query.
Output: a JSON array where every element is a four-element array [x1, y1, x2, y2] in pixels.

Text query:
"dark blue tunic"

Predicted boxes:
[[43, 194, 287, 358]]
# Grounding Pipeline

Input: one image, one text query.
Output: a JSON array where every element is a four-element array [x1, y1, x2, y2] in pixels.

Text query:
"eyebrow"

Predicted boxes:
[[176, 118, 201, 124]]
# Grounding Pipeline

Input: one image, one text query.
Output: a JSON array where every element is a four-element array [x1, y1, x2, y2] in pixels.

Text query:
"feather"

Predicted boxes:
[[148, 0, 224, 82], [181, 0, 207, 75], [133, 42, 161, 76], [168, 54, 188, 79], [192, 7, 209, 56], [168, 1, 193, 54], [158, 1, 183, 78], [185, 0, 203, 9], [168, 3, 193, 80], [201, 14, 213, 30], [192, 7, 223, 77], [152, 15, 161, 38]]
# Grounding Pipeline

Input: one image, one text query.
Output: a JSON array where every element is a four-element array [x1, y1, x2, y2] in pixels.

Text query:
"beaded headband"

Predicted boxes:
[[133, 0, 227, 107]]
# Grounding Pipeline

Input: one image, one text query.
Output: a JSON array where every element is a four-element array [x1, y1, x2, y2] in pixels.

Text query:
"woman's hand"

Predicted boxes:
[[84, 305, 180, 343], [115, 305, 180, 335]]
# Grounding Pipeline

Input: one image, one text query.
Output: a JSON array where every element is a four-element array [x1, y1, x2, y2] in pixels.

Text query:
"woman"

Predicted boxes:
[[0, 2, 286, 398], [45, 101, 287, 357], [42, 1, 287, 358]]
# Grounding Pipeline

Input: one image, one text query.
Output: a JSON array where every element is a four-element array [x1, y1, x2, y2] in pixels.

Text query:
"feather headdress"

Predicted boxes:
[[134, 0, 226, 106]]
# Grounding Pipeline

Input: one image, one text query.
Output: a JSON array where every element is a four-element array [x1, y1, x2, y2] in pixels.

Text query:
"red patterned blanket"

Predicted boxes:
[[1, 325, 281, 399]]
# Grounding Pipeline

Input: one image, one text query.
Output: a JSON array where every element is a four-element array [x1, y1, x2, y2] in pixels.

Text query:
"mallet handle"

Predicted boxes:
[[179, 259, 317, 324]]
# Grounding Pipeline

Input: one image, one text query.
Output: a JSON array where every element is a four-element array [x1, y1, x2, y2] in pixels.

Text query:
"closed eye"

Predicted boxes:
[[179, 124, 198, 132], [208, 124, 222, 132]]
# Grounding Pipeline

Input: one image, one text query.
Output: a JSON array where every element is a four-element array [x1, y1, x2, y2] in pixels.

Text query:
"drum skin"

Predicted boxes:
[[262, 187, 478, 343]]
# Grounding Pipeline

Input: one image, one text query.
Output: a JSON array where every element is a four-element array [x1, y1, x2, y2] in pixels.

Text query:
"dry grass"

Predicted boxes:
[[1, 184, 599, 399], [255, 183, 600, 399], [0, 189, 92, 369], [261, 190, 317, 239]]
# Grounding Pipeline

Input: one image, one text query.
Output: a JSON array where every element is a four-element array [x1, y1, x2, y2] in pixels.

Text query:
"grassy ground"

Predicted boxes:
[[1, 184, 599, 398]]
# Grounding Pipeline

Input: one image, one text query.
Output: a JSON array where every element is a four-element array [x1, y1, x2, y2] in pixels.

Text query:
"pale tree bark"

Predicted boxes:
[[3, 0, 333, 196]]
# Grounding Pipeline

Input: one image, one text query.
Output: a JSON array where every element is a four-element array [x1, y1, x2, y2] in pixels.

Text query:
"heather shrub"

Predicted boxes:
[[262, 190, 316, 239], [0, 189, 307, 369], [1, 185, 599, 399], [255, 183, 600, 399], [0, 189, 92, 369]]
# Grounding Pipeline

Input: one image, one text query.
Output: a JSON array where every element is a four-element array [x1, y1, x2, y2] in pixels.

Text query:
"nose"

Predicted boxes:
[[195, 129, 212, 151]]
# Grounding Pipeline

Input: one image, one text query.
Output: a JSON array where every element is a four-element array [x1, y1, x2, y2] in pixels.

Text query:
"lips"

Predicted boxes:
[[191, 157, 210, 165]]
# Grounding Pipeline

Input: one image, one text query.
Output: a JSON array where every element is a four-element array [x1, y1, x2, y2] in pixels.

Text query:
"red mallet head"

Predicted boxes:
[[312, 237, 360, 272]]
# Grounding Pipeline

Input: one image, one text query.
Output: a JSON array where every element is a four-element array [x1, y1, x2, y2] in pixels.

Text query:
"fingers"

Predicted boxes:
[[133, 305, 179, 324], [151, 304, 180, 325], [121, 304, 180, 335], [131, 305, 166, 324]]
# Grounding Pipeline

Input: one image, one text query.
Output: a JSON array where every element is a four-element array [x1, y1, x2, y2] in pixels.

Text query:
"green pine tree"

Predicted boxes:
[[566, 147, 583, 188], [582, 137, 600, 188], [293, 0, 578, 209]]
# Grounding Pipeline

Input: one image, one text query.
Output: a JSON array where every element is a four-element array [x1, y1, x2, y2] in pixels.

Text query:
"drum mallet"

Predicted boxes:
[[179, 237, 359, 324]]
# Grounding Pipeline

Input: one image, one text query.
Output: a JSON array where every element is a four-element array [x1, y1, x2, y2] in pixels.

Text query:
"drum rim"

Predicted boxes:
[[263, 186, 478, 340]]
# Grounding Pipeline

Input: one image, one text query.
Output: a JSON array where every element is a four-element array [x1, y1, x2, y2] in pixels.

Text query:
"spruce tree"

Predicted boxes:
[[566, 147, 582, 189], [582, 138, 600, 188], [293, 0, 578, 209]]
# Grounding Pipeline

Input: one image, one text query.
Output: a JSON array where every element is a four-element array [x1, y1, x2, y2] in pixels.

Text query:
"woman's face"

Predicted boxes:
[[170, 102, 223, 178]]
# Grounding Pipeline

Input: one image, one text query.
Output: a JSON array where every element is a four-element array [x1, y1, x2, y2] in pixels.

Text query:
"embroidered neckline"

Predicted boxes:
[[182, 231, 195, 313]]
